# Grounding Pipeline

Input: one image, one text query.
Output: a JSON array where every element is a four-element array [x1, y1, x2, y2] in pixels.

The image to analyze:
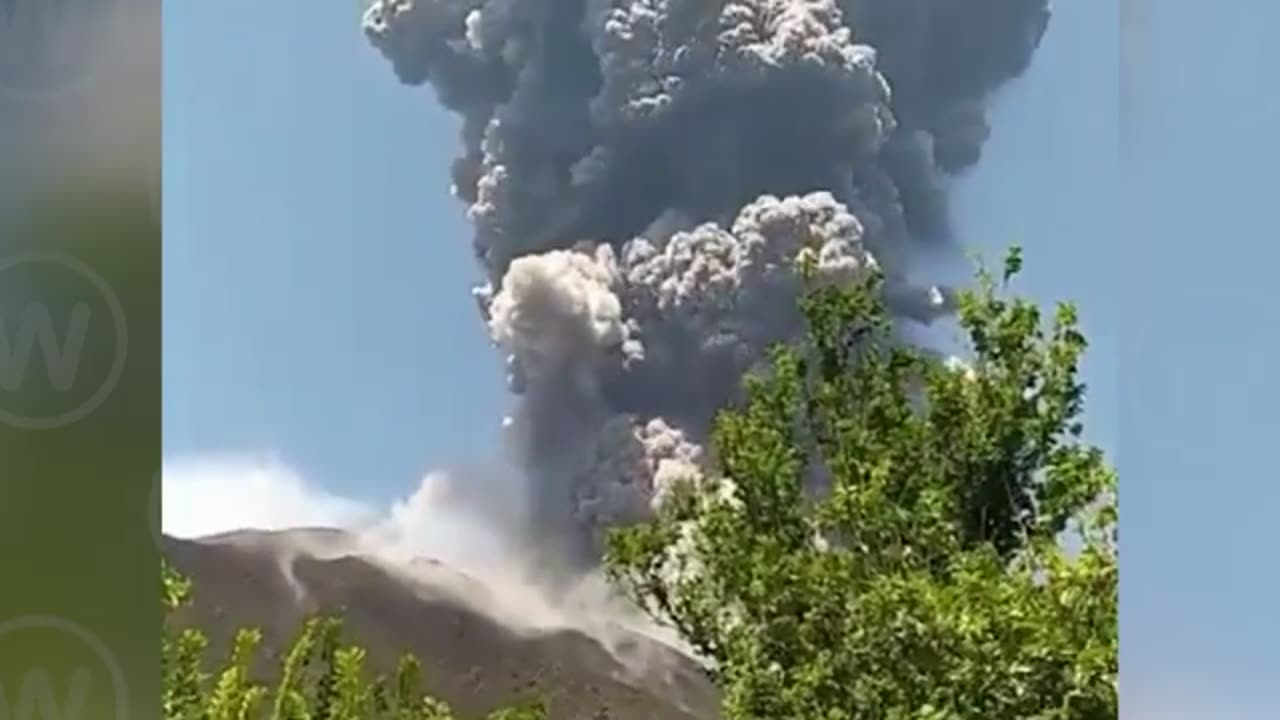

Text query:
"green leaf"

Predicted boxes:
[[604, 253, 1116, 720]]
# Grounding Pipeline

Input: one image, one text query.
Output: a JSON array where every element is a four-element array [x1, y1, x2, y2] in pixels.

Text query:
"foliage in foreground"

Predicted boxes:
[[162, 561, 546, 720], [606, 250, 1118, 719]]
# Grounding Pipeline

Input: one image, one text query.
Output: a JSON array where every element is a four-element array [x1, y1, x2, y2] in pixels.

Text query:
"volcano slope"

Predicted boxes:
[[163, 529, 718, 719]]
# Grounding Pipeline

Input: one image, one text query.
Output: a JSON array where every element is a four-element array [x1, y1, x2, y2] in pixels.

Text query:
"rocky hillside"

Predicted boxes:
[[162, 529, 718, 720]]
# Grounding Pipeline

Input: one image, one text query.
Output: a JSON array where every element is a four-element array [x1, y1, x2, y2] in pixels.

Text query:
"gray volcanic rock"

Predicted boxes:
[[163, 529, 718, 719]]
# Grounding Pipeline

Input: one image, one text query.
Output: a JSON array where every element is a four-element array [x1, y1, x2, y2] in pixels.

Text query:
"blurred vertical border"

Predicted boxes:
[[0, 0, 160, 717]]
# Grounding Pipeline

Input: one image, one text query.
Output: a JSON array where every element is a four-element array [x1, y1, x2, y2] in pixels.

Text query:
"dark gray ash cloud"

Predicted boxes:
[[362, 0, 1051, 569]]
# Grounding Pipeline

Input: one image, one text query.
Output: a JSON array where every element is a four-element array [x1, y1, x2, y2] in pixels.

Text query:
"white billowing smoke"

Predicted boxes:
[[485, 246, 632, 394], [161, 455, 682, 646], [361, 0, 1053, 565], [162, 455, 516, 575], [163, 455, 374, 537]]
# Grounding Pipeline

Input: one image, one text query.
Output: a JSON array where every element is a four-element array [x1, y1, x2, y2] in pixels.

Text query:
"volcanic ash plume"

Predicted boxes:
[[363, 0, 1051, 563]]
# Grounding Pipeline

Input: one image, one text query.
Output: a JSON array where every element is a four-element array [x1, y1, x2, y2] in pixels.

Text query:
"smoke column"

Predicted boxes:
[[362, 0, 1051, 570]]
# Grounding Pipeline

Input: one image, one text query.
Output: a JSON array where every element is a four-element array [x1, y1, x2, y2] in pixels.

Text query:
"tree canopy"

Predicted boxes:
[[605, 249, 1117, 720]]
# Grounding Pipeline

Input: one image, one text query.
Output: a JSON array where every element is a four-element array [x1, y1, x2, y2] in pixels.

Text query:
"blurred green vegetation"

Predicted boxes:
[[0, 183, 160, 718]]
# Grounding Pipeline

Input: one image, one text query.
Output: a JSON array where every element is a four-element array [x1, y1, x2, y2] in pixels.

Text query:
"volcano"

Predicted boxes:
[[163, 528, 719, 719]]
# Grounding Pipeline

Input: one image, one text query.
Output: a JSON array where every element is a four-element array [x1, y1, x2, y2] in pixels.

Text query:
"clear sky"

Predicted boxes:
[[163, 2, 1275, 717], [1118, 2, 1280, 717], [163, 0, 507, 507]]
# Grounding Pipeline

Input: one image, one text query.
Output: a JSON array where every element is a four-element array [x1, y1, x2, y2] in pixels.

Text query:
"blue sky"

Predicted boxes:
[[163, 0, 507, 506], [1118, 3, 1280, 716], [163, 2, 1275, 717]]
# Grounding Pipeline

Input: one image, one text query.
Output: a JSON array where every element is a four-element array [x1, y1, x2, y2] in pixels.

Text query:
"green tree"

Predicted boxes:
[[606, 250, 1117, 719], [162, 560, 546, 720]]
